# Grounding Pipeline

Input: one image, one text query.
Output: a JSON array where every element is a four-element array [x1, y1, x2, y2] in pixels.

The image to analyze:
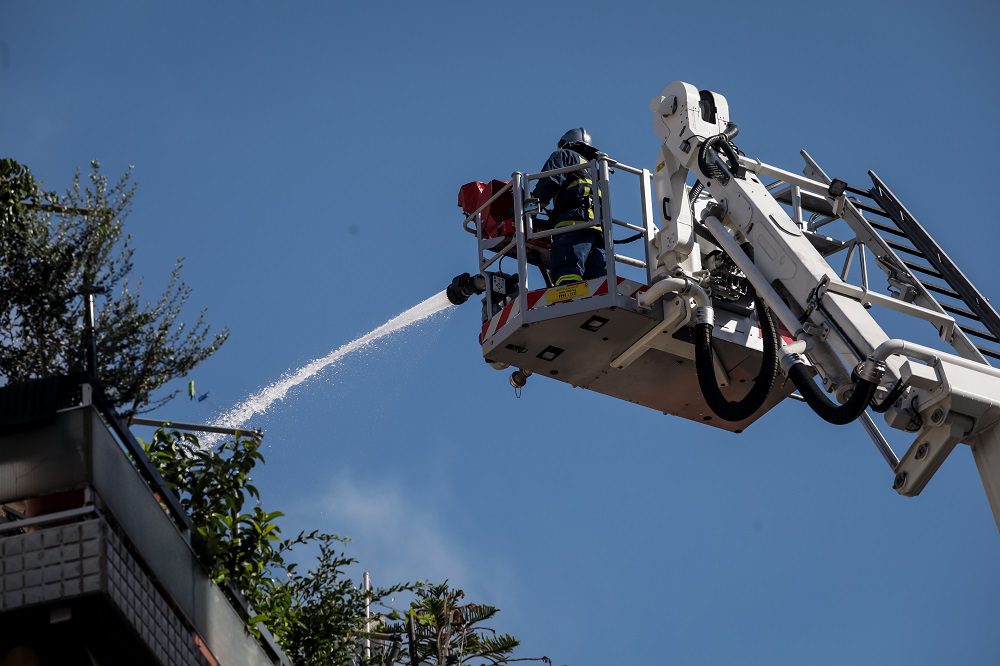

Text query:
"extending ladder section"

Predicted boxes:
[[864, 172, 1000, 363], [794, 151, 1000, 366]]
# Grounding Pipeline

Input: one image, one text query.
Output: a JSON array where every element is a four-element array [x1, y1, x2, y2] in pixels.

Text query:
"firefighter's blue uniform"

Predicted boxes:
[[531, 147, 606, 286]]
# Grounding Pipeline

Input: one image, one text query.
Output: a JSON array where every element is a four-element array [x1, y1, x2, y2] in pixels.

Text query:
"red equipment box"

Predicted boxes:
[[458, 180, 515, 239]]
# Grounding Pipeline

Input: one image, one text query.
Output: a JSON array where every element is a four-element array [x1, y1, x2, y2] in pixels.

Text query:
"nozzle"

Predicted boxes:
[[509, 368, 532, 389], [446, 272, 486, 305]]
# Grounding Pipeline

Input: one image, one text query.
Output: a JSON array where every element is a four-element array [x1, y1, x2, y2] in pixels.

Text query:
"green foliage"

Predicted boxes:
[[2, 156, 529, 666], [380, 582, 521, 666], [279, 536, 412, 666], [0, 158, 227, 416], [145, 429, 412, 665], [144, 429, 282, 603]]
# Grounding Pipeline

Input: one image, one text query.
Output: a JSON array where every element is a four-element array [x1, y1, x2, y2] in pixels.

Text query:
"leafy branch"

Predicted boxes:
[[0, 158, 227, 417]]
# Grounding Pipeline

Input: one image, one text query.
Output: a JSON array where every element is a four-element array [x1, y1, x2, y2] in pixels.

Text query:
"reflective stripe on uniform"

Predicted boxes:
[[558, 156, 598, 221], [554, 219, 601, 229], [563, 180, 595, 220], [555, 273, 583, 285]]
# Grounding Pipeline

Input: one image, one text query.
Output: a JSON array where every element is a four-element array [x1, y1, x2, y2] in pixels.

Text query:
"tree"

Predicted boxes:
[[2, 157, 534, 666], [378, 583, 522, 666], [0, 158, 227, 416], [144, 430, 538, 666], [144, 428, 411, 666], [277, 535, 409, 666], [143, 429, 285, 610]]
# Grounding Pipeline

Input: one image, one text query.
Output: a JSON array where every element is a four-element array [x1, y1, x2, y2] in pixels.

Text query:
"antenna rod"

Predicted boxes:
[[129, 417, 263, 439]]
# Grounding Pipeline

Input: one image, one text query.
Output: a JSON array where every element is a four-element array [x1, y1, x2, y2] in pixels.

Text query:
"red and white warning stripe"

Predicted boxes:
[[479, 276, 646, 344], [480, 298, 520, 343]]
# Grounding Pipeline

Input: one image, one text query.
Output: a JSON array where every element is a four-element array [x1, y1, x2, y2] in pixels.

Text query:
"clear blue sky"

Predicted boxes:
[[3, 1, 998, 664]]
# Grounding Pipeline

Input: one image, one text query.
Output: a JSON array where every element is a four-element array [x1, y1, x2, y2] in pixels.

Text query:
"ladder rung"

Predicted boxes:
[[868, 171, 1000, 344], [978, 347, 1000, 362], [870, 221, 906, 237], [854, 200, 889, 217], [922, 282, 962, 300], [941, 302, 983, 321], [902, 261, 943, 279], [961, 326, 1000, 343], [774, 188, 835, 216], [885, 240, 926, 258]]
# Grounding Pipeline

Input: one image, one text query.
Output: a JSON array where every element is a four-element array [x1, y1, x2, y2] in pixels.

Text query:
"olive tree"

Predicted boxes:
[[0, 157, 227, 416]]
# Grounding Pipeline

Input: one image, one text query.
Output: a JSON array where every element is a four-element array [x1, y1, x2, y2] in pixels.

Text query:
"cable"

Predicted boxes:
[[688, 180, 705, 226], [697, 123, 741, 182], [693, 243, 781, 422], [613, 232, 643, 245], [787, 364, 879, 425]]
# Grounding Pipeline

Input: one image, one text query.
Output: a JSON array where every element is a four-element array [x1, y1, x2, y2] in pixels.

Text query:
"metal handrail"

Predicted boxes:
[[527, 219, 597, 241], [525, 160, 592, 182], [737, 155, 831, 197], [0, 506, 100, 534], [471, 156, 656, 320], [613, 218, 646, 233], [479, 238, 516, 272], [606, 159, 645, 176], [615, 254, 647, 269], [467, 159, 602, 238]]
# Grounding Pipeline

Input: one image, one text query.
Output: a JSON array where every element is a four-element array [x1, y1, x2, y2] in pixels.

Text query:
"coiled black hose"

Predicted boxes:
[[698, 123, 741, 182], [693, 244, 780, 422], [786, 364, 879, 425], [688, 180, 705, 224]]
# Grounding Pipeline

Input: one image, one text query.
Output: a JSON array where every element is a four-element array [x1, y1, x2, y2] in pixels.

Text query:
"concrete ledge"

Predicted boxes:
[[0, 405, 289, 666]]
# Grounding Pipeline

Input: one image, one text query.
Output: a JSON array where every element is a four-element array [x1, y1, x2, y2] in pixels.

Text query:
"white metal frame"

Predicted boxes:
[[461, 156, 659, 322], [650, 80, 1000, 529]]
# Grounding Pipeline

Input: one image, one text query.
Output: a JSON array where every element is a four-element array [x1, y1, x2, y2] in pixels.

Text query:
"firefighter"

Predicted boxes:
[[530, 128, 606, 286]]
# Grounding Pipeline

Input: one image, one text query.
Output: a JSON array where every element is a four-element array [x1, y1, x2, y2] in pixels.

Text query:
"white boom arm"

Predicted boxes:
[[649, 81, 1000, 529]]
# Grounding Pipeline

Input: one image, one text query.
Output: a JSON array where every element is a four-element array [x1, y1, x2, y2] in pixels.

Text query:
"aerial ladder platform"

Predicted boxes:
[[447, 81, 1000, 530]]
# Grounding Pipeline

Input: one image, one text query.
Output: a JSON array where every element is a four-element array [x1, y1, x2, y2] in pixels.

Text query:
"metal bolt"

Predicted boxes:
[[931, 408, 945, 423], [893, 472, 908, 490], [915, 442, 929, 460]]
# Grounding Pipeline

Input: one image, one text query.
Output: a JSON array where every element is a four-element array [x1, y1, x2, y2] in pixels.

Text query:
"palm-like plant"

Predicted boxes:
[[377, 582, 520, 666]]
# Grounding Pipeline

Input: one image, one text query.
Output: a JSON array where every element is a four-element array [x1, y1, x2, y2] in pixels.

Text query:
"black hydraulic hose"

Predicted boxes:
[[693, 255, 780, 421], [688, 180, 705, 223], [689, 123, 740, 222], [697, 140, 721, 180], [613, 232, 643, 245], [717, 140, 741, 176], [787, 365, 880, 425], [697, 123, 741, 182]]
